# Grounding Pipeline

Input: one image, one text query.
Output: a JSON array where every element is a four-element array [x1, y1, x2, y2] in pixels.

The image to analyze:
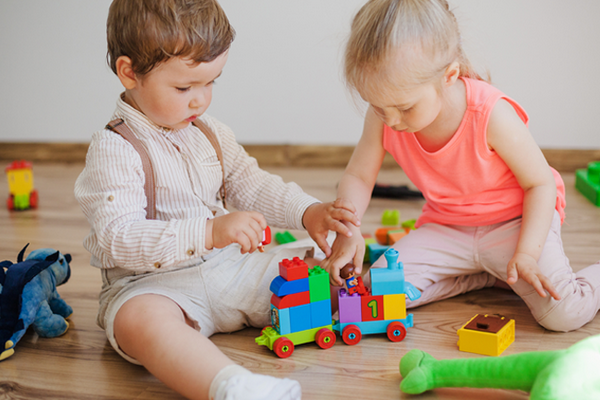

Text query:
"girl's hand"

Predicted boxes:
[[302, 199, 360, 258], [506, 252, 561, 300], [320, 223, 365, 286], [206, 211, 267, 254]]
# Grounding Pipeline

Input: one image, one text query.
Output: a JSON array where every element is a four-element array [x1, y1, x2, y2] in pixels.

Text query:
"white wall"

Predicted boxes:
[[1, 1, 599, 148]]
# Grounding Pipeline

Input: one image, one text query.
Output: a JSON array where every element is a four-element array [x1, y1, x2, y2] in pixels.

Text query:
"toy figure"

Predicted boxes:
[[0, 245, 73, 361], [5, 160, 38, 210], [340, 263, 367, 295], [400, 334, 600, 399]]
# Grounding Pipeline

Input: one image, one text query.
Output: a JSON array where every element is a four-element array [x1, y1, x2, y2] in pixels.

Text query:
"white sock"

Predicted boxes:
[[209, 365, 251, 400], [209, 365, 301, 400]]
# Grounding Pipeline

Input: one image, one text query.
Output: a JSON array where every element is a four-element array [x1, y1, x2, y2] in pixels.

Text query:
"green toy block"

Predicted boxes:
[[275, 231, 297, 244], [575, 161, 600, 207], [308, 266, 330, 302], [382, 209, 400, 226], [401, 219, 416, 230]]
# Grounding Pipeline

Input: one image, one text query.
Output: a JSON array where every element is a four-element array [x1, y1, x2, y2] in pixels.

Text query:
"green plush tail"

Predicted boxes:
[[400, 348, 565, 394]]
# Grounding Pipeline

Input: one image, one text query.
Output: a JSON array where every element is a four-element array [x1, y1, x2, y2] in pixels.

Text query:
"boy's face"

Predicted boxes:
[[124, 52, 228, 130]]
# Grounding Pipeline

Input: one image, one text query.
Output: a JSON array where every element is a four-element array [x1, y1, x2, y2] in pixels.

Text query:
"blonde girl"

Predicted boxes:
[[323, 0, 600, 332]]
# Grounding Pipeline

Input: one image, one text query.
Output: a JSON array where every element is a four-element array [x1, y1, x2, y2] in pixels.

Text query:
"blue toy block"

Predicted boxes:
[[338, 289, 362, 323], [370, 248, 405, 296], [334, 314, 414, 336], [310, 299, 331, 329], [289, 303, 311, 333], [271, 304, 291, 335], [368, 243, 389, 264], [270, 276, 309, 297]]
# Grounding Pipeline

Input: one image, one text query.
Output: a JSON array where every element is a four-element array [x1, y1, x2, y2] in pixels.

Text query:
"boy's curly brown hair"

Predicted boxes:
[[107, 0, 235, 76]]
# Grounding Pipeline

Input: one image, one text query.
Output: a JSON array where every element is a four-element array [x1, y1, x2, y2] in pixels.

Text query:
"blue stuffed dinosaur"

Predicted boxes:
[[0, 245, 73, 361]]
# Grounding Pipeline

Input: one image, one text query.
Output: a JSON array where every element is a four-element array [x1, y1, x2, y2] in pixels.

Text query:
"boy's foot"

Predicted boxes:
[[213, 372, 301, 400]]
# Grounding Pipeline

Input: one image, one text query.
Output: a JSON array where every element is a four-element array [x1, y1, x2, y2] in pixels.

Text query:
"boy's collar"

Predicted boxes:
[[115, 92, 173, 135]]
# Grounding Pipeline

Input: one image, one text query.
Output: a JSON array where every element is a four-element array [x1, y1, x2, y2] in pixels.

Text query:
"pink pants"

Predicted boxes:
[[370, 211, 600, 332]]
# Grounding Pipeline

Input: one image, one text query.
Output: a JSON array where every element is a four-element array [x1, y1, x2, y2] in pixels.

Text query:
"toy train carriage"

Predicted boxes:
[[256, 249, 421, 358], [255, 257, 335, 358], [333, 248, 421, 345], [5, 160, 38, 210]]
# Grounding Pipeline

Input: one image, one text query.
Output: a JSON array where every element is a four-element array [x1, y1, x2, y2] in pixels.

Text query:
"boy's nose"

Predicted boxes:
[[190, 89, 209, 110]]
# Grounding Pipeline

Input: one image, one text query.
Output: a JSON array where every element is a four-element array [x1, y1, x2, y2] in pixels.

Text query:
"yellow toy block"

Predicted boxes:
[[7, 166, 34, 196], [383, 294, 406, 320], [457, 314, 515, 356]]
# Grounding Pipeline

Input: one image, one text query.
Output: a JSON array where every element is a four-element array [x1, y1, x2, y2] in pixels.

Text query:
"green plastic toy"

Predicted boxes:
[[400, 335, 600, 399]]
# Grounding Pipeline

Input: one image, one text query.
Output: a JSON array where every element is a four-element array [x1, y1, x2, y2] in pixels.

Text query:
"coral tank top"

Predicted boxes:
[[382, 78, 566, 227]]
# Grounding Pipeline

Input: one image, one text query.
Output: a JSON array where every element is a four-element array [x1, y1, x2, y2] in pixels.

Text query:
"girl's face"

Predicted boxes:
[[124, 52, 229, 130], [360, 79, 444, 134]]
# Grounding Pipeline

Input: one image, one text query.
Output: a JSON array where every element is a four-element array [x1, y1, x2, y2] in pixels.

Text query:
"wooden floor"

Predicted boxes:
[[1, 163, 599, 399]]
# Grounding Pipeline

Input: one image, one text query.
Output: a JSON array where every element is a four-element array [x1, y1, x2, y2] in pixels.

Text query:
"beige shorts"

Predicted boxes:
[[98, 239, 316, 364]]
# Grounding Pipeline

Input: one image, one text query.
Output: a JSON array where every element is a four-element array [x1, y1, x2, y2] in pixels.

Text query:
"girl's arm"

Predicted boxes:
[[322, 107, 387, 285], [487, 99, 561, 300]]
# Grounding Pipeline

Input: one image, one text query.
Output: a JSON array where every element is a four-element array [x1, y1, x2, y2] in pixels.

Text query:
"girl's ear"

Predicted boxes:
[[443, 61, 461, 87], [115, 56, 138, 90]]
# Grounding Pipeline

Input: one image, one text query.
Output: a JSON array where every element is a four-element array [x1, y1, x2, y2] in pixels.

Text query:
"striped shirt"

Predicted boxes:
[[74, 95, 320, 272]]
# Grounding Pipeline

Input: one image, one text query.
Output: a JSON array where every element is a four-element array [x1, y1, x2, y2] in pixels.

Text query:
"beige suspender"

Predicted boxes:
[[105, 118, 227, 220]]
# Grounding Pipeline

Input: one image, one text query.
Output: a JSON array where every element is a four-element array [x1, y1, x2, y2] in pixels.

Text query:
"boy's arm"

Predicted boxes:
[[320, 107, 387, 285], [487, 99, 561, 300], [75, 132, 214, 271], [204, 115, 325, 230]]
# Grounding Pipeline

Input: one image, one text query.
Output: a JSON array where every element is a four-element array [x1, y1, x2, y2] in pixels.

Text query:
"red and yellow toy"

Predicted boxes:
[[5, 161, 38, 211]]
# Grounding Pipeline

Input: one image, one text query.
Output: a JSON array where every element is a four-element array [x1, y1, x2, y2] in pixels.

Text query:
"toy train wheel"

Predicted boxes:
[[273, 337, 294, 358], [315, 328, 336, 349], [29, 190, 38, 208], [342, 325, 362, 346], [7, 196, 14, 210], [386, 321, 407, 342]]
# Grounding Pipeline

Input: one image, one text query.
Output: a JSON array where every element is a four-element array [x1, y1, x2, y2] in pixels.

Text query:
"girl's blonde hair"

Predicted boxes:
[[345, 0, 485, 93]]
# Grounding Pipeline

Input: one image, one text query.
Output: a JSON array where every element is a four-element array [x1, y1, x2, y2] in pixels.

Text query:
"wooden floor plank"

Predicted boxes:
[[0, 163, 599, 399]]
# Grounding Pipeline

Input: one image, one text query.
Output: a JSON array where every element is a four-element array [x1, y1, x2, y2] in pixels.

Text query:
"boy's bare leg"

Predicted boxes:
[[114, 294, 234, 400]]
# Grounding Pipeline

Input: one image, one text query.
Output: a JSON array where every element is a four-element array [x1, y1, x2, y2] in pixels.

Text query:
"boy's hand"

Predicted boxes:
[[206, 211, 267, 254], [320, 223, 365, 286], [302, 199, 360, 258], [506, 252, 561, 300]]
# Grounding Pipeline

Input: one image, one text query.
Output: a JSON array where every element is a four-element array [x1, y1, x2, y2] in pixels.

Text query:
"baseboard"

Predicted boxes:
[[1, 142, 598, 172]]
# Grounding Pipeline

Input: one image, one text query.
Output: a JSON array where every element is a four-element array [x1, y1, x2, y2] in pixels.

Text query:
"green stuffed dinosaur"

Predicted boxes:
[[400, 334, 600, 399]]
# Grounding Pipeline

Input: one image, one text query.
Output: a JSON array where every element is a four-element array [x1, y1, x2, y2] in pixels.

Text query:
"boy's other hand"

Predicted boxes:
[[320, 225, 365, 286], [302, 199, 360, 258], [207, 211, 267, 254], [506, 252, 561, 300]]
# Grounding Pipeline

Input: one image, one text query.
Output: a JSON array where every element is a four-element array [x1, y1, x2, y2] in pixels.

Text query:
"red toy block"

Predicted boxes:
[[361, 294, 384, 322], [271, 291, 310, 309], [279, 257, 309, 281]]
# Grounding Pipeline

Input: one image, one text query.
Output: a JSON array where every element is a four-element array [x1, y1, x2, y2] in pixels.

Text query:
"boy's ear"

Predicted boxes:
[[443, 61, 461, 87], [115, 56, 138, 89]]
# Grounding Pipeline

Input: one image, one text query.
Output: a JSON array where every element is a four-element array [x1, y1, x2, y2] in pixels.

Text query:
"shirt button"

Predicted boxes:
[[187, 249, 195, 256], [154, 262, 161, 269], [108, 195, 115, 202]]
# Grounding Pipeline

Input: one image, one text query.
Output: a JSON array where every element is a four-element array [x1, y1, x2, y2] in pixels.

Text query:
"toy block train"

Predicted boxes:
[[255, 248, 421, 358], [5, 161, 38, 211]]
